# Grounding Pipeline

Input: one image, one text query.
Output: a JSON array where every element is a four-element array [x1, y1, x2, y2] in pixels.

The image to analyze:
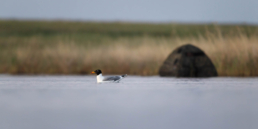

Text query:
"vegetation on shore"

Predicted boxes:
[[1, 20, 258, 76]]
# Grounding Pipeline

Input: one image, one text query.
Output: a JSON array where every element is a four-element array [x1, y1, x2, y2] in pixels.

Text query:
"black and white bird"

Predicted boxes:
[[91, 69, 127, 83]]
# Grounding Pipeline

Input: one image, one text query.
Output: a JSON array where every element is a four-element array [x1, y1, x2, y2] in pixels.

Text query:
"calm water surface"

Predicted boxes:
[[0, 75, 258, 129]]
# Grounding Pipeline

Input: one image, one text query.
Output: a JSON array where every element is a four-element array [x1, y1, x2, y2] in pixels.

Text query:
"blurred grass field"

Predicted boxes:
[[1, 20, 258, 76]]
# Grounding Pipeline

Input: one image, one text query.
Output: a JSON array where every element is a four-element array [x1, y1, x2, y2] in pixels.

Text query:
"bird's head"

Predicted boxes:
[[91, 69, 102, 75]]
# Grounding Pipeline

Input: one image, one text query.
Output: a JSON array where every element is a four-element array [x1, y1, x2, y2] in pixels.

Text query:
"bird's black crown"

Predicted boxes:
[[93, 69, 102, 75]]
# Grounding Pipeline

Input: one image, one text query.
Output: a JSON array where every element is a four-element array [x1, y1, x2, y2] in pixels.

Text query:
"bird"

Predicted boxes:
[[91, 69, 127, 83]]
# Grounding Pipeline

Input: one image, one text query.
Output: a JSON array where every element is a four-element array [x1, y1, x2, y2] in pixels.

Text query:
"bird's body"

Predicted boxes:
[[92, 69, 127, 83], [96, 73, 127, 83]]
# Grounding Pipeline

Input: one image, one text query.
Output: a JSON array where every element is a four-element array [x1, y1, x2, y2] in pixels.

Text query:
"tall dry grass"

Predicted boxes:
[[1, 21, 258, 76], [1, 34, 258, 76]]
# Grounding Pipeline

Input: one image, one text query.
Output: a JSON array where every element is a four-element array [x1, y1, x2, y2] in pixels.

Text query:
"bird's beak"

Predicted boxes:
[[91, 71, 95, 74]]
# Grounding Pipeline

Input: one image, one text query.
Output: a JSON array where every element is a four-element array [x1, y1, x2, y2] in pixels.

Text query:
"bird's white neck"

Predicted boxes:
[[96, 74, 104, 83]]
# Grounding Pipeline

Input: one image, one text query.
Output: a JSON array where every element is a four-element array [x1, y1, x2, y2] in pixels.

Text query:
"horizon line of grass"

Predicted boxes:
[[1, 20, 258, 38]]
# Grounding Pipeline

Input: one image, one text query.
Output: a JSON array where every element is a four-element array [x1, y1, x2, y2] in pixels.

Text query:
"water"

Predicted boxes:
[[0, 75, 258, 129]]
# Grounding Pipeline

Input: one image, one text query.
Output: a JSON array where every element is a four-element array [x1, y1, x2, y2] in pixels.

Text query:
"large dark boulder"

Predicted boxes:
[[159, 44, 218, 77]]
